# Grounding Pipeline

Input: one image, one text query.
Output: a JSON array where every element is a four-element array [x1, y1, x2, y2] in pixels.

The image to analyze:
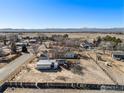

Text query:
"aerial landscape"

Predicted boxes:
[[0, 0, 124, 93]]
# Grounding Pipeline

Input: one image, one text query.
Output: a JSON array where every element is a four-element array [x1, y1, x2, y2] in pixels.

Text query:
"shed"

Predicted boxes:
[[37, 60, 58, 70], [64, 52, 77, 59], [112, 51, 124, 61], [80, 42, 93, 50]]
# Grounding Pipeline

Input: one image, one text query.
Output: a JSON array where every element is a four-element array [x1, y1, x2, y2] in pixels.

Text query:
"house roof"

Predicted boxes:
[[37, 60, 56, 65], [112, 51, 124, 55]]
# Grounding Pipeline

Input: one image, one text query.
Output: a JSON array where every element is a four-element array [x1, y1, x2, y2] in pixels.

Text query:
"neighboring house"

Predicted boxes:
[[64, 52, 77, 59], [48, 47, 79, 59], [16, 42, 29, 52], [80, 41, 93, 50], [112, 51, 124, 61], [29, 39, 37, 43], [37, 60, 58, 70], [16, 42, 28, 47]]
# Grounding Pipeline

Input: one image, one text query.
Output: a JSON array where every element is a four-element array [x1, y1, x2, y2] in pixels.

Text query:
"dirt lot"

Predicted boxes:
[[87, 50, 124, 85], [11, 54, 114, 84]]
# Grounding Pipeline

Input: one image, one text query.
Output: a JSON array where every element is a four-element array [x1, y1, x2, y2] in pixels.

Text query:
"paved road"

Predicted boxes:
[[5, 88, 124, 93], [0, 53, 34, 86]]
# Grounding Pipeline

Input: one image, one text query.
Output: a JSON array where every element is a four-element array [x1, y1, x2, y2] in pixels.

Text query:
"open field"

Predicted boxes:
[[21, 32, 124, 40]]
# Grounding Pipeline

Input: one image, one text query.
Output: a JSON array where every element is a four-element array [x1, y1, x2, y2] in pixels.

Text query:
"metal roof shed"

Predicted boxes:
[[112, 51, 124, 61], [37, 60, 58, 70]]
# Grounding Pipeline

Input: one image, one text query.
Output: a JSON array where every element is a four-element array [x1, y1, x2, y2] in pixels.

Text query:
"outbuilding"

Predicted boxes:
[[112, 51, 124, 61], [37, 60, 58, 70], [64, 52, 78, 59]]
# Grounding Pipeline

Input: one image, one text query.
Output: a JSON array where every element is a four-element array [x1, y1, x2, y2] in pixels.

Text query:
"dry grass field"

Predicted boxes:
[[21, 32, 124, 40]]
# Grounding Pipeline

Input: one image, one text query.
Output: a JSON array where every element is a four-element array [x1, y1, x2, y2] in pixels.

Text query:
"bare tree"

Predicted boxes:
[[32, 44, 39, 55], [11, 42, 17, 54]]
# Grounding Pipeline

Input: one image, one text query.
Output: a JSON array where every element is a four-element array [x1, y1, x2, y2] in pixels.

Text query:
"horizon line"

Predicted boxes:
[[0, 27, 124, 30]]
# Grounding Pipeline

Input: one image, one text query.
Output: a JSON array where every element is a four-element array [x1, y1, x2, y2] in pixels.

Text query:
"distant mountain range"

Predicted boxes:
[[0, 28, 123, 33]]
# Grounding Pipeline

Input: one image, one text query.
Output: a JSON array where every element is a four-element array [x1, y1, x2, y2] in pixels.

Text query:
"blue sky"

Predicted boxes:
[[0, 0, 123, 28]]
